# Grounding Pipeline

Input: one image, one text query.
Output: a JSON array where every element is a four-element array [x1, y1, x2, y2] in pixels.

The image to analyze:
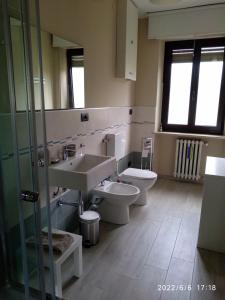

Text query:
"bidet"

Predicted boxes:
[[93, 181, 140, 224]]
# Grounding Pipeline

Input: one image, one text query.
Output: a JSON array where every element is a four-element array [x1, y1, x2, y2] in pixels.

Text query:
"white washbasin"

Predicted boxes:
[[48, 154, 116, 192]]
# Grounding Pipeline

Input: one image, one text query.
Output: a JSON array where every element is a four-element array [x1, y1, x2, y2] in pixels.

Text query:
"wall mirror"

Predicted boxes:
[[10, 17, 85, 111]]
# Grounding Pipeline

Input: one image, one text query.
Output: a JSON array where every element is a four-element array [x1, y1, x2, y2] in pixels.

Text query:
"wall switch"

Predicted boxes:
[[81, 112, 89, 122]]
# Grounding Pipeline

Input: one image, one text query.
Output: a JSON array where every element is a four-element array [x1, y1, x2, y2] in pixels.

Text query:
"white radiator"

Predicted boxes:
[[174, 139, 204, 181]]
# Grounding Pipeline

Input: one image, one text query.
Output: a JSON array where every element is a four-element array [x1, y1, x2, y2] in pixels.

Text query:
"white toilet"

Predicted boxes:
[[93, 180, 140, 224], [106, 133, 157, 206], [119, 168, 157, 205]]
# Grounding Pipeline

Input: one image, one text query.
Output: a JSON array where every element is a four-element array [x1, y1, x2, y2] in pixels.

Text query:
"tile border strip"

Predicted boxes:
[[1, 121, 155, 160]]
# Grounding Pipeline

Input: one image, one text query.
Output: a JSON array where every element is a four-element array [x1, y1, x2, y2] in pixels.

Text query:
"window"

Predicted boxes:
[[161, 38, 225, 135], [67, 49, 85, 108]]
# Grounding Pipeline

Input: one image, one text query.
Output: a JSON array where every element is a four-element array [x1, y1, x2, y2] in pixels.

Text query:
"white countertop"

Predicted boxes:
[[205, 156, 225, 177]]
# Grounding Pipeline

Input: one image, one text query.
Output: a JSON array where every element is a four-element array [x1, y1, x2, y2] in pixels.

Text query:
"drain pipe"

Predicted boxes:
[[57, 190, 84, 216]]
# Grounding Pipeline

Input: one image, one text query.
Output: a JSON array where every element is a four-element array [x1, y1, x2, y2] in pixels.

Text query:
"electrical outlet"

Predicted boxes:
[[129, 108, 133, 115], [81, 112, 89, 122]]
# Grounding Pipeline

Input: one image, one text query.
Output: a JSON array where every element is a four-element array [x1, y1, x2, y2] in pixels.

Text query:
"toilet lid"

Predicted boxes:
[[121, 168, 157, 180]]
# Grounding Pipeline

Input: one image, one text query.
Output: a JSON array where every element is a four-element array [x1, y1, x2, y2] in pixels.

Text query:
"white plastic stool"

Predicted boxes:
[[43, 228, 83, 298]]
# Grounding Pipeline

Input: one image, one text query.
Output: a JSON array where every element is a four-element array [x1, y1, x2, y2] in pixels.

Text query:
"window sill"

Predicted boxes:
[[154, 131, 225, 141]]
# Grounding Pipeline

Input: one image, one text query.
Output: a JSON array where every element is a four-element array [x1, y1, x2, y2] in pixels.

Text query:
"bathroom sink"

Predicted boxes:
[[48, 154, 116, 192]]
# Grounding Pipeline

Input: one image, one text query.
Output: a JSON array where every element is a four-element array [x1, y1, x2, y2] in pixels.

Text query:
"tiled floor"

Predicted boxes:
[[63, 179, 225, 300]]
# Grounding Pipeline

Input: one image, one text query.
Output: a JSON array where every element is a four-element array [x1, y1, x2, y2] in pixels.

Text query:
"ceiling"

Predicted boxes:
[[133, 0, 225, 15]]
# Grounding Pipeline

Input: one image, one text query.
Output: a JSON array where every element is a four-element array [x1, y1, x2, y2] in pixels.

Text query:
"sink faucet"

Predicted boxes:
[[100, 177, 112, 186], [63, 148, 69, 160], [79, 143, 85, 156], [63, 145, 76, 160]]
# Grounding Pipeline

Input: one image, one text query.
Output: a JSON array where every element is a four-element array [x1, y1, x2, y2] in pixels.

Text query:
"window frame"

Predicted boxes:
[[67, 48, 84, 109], [161, 38, 225, 135]]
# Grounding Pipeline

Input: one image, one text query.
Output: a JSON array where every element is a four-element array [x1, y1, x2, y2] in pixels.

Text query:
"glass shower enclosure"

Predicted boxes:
[[0, 0, 56, 298]]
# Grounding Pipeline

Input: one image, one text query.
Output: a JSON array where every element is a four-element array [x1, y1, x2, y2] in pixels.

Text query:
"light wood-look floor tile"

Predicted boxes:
[[145, 216, 181, 270], [161, 257, 194, 300], [63, 179, 225, 300], [173, 212, 200, 263]]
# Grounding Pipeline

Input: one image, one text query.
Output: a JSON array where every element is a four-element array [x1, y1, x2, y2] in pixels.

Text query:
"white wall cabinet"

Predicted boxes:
[[116, 0, 138, 81], [198, 156, 225, 254]]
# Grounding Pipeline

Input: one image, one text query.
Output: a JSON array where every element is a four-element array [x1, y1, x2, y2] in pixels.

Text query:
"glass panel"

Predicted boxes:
[[167, 50, 193, 125], [28, 1, 56, 298], [0, 0, 55, 298], [195, 47, 224, 126], [9, 11, 44, 296], [0, 0, 30, 296]]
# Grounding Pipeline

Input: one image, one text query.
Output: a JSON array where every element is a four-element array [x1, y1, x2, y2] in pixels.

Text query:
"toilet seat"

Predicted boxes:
[[121, 168, 157, 180]]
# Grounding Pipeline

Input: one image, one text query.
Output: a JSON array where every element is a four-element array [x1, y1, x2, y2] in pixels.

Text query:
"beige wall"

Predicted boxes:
[[36, 31, 69, 109], [52, 48, 69, 109], [11, 25, 27, 111], [11, 23, 60, 110], [135, 18, 163, 108], [37, 29, 55, 110], [39, 0, 135, 108]]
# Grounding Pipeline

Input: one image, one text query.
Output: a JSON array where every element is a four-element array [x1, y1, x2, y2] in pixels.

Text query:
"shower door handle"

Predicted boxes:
[[21, 190, 39, 203]]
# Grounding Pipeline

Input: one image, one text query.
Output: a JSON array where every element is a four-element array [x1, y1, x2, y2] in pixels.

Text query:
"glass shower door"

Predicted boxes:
[[0, 0, 55, 298]]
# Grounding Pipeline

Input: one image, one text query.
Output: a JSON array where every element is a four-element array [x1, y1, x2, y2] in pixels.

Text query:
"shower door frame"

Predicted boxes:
[[0, 0, 56, 298]]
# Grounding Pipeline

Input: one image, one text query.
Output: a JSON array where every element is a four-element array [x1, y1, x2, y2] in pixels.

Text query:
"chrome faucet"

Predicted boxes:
[[100, 177, 112, 186], [63, 144, 76, 160]]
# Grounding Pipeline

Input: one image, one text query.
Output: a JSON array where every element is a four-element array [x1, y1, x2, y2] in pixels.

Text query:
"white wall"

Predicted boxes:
[[148, 4, 225, 40], [38, 108, 133, 162], [37, 107, 156, 165]]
